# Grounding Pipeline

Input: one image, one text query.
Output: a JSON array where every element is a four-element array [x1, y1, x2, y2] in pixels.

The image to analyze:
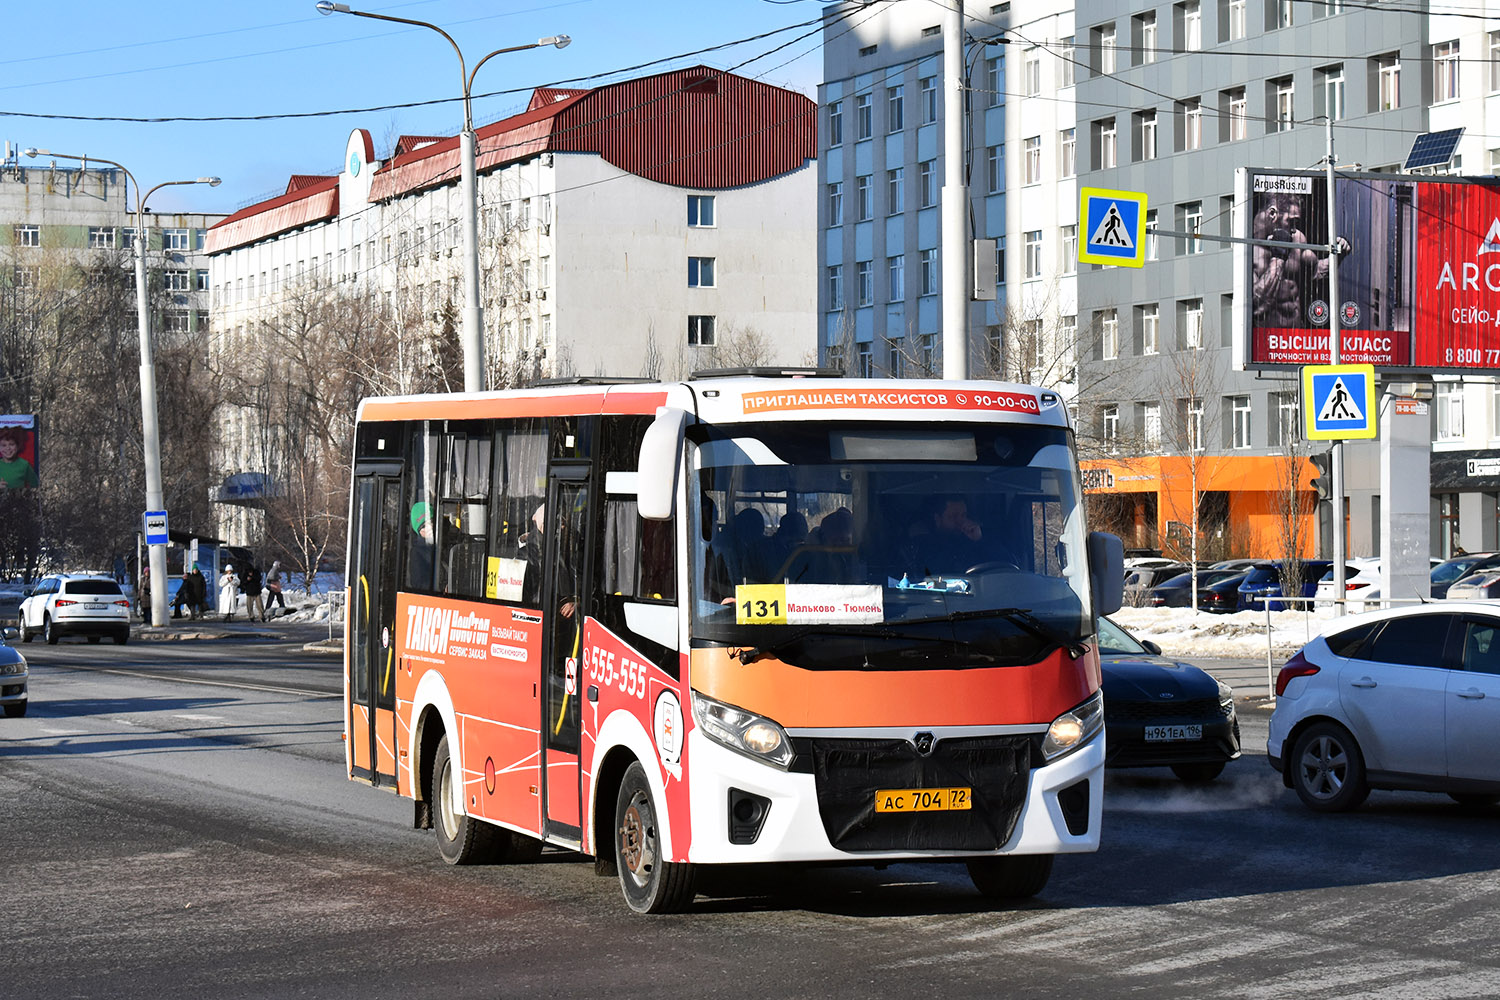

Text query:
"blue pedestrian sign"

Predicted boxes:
[[1079, 186, 1147, 268], [1303, 364, 1376, 440], [143, 510, 169, 545]]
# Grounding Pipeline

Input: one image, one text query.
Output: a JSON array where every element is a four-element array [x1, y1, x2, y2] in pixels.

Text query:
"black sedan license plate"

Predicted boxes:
[[1144, 724, 1202, 742], [874, 787, 971, 813]]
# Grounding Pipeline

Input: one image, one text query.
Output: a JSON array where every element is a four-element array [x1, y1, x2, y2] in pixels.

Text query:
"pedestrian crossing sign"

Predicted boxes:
[[1079, 187, 1147, 268], [1303, 364, 1377, 440]]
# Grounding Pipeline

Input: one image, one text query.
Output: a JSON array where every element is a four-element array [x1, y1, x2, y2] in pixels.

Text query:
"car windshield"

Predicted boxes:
[[1095, 617, 1146, 655], [689, 420, 1092, 669], [65, 580, 122, 595], [1434, 559, 1483, 584]]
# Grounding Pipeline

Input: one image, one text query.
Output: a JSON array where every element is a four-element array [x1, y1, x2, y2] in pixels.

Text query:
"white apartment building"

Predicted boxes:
[[207, 66, 818, 544], [818, 0, 1078, 395]]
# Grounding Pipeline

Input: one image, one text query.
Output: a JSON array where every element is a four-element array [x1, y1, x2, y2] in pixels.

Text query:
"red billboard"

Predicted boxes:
[[1238, 168, 1500, 374]]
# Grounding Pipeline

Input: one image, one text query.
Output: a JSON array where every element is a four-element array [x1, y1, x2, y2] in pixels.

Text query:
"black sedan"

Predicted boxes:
[[1195, 572, 1249, 614], [1096, 616, 1240, 783], [1148, 568, 1247, 608]]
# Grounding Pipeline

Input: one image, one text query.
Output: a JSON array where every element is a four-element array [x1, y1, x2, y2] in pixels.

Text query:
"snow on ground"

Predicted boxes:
[[1111, 604, 1343, 659]]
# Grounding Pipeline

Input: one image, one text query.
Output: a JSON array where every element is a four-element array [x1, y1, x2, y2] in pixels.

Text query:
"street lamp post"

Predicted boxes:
[[316, 2, 570, 392], [23, 149, 219, 627]]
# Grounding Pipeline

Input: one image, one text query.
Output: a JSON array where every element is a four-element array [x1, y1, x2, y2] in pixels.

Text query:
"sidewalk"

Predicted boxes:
[[134, 615, 343, 654]]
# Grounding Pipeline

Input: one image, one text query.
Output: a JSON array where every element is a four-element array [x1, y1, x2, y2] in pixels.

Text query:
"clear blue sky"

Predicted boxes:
[[4, 0, 827, 215]]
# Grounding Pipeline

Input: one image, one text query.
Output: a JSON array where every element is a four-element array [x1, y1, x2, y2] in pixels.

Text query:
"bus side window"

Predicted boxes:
[[488, 419, 548, 601], [404, 426, 439, 592], [436, 425, 491, 598]]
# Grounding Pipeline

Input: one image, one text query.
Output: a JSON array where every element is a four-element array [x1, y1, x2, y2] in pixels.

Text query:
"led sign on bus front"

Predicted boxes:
[[1237, 168, 1500, 375]]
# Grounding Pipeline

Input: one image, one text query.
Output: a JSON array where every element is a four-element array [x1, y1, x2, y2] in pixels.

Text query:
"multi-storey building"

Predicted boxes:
[[1074, 0, 1423, 559], [819, 0, 1079, 391], [206, 66, 817, 545]]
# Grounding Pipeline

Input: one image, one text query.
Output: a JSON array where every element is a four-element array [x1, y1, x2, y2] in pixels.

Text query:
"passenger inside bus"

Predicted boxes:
[[785, 507, 862, 584], [407, 501, 435, 589]]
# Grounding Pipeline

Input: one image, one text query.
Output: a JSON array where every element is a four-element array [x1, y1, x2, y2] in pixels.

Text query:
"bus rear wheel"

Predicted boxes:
[[966, 854, 1054, 899], [615, 761, 694, 914], [432, 734, 500, 864]]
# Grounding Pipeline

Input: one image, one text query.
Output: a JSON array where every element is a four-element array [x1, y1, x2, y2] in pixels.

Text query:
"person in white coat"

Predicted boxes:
[[218, 563, 241, 621]]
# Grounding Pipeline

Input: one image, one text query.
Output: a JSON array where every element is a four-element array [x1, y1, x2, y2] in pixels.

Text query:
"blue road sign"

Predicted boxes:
[[144, 510, 169, 545], [1303, 364, 1376, 440], [1079, 186, 1147, 268]]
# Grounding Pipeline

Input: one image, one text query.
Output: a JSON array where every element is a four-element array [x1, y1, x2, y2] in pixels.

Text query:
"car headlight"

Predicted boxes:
[[1042, 691, 1104, 761], [690, 690, 794, 769], [1216, 679, 1235, 711], [0, 662, 24, 676]]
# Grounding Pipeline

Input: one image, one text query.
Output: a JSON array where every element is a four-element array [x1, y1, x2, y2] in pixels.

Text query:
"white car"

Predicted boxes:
[[1268, 602, 1500, 811], [18, 574, 132, 645], [0, 626, 26, 717], [1312, 558, 1381, 611]]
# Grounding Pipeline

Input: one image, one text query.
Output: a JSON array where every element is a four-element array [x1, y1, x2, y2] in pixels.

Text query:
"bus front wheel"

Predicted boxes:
[[614, 761, 695, 914], [432, 734, 500, 864], [966, 854, 1054, 899]]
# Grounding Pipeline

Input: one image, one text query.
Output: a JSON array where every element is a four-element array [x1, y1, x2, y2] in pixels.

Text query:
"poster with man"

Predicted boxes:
[[0, 414, 40, 490]]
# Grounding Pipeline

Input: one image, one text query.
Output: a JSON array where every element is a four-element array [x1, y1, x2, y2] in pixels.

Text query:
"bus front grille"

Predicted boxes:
[[804, 735, 1032, 853]]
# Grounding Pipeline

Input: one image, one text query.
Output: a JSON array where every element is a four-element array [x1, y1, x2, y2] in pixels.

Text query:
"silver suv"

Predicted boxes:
[[18, 574, 132, 645]]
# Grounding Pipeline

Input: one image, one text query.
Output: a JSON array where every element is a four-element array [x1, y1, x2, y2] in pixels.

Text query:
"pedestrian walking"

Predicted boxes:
[[241, 562, 264, 622], [183, 564, 208, 620], [264, 560, 287, 618], [218, 563, 241, 621]]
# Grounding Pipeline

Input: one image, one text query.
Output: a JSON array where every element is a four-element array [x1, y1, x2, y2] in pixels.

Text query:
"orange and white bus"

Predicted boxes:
[[344, 370, 1123, 912]]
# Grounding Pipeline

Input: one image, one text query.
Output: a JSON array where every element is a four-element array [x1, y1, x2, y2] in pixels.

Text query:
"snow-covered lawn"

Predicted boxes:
[[1111, 604, 1342, 659]]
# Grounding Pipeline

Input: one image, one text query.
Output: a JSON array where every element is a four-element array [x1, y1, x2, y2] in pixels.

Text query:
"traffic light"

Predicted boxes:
[[1309, 450, 1332, 501]]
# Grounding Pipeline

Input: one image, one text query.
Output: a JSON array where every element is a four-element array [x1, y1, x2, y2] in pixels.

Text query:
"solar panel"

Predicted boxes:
[[1404, 128, 1465, 170]]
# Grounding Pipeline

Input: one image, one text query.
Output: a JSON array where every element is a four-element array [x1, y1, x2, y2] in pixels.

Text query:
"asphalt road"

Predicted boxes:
[[7, 631, 1500, 998]]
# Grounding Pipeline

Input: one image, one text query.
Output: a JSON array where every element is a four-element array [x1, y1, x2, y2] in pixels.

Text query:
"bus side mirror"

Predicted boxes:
[[638, 406, 689, 521], [1088, 531, 1124, 617]]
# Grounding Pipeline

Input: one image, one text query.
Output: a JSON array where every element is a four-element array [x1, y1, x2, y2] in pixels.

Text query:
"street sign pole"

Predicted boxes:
[[1326, 117, 1346, 614]]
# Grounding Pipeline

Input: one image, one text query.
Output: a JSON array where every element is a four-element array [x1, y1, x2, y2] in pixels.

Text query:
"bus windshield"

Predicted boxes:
[[689, 420, 1093, 669]]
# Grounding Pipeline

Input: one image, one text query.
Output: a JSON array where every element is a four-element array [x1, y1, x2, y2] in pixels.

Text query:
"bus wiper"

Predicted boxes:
[[734, 625, 958, 665], [913, 607, 1089, 659]]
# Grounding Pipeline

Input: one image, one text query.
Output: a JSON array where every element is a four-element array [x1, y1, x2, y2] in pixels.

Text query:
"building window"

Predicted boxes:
[[1178, 1, 1201, 51], [195, 270, 209, 292], [163, 269, 189, 292], [1437, 382, 1465, 440], [1061, 225, 1077, 274], [1374, 53, 1401, 111], [1434, 41, 1460, 103], [1178, 98, 1204, 151], [1024, 230, 1043, 279], [856, 260, 873, 306], [1133, 11, 1157, 66], [1177, 202, 1204, 255], [1232, 395, 1252, 449], [688, 194, 715, 227], [1140, 304, 1160, 355], [1093, 117, 1117, 170], [163, 228, 190, 251], [687, 315, 716, 347], [985, 56, 1003, 107], [920, 334, 937, 373], [987, 145, 1004, 194], [855, 93, 873, 139], [920, 76, 937, 123], [13, 265, 39, 289], [888, 339, 905, 377], [856, 175, 873, 221], [1223, 87, 1248, 141], [828, 100, 844, 145], [1103, 404, 1120, 450], [1059, 36, 1075, 88], [1315, 64, 1345, 122], [1134, 110, 1158, 161], [996, 238, 1007, 285], [887, 85, 905, 132], [87, 226, 115, 249], [919, 249, 938, 295], [1100, 309, 1119, 360], [827, 265, 843, 310], [1225, 0, 1247, 41], [828, 182, 843, 225], [1024, 49, 1041, 96], [1181, 297, 1205, 348], [1271, 76, 1295, 131], [1142, 402, 1162, 448], [1145, 209, 1159, 260], [1491, 32, 1500, 93], [919, 160, 937, 208], [1099, 24, 1117, 75], [165, 311, 191, 334], [857, 344, 873, 378], [889, 255, 905, 300], [688, 257, 715, 288], [1268, 391, 1299, 447], [1059, 128, 1076, 178], [887, 167, 905, 214], [1184, 397, 1205, 452], [1273, 0, 1293, 28], [1024, 136, 1042, 185]]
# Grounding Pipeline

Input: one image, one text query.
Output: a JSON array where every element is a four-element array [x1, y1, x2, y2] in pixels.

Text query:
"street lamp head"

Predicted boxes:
[[315, 1, 350, 14], [200, 177, 222, 187], [540, 34, 571, 50], [22, 148, 44, 158]]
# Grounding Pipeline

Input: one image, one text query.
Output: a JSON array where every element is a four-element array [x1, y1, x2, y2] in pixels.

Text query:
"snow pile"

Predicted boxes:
[[266, 572, 346, 625], [1111, 604, 1342, 659]]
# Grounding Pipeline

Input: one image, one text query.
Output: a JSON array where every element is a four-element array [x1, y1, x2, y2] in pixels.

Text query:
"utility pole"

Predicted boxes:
[[941, 0, 968, 379], [1326, 117, 1346, 614]]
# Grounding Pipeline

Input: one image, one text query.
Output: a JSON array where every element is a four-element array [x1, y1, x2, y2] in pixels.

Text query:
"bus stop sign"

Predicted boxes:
[[1303, 364, 1376, 440], [143, 510, 169, 545]]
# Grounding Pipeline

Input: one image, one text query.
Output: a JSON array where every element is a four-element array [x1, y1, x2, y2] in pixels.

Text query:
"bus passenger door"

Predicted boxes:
[[349, 472, 402, 787], [541, 472, 589, 844]]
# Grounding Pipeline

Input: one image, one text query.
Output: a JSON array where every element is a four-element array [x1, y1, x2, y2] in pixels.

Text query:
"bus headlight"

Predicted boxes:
[[691, 690, 794, 769], [1041, 691, 1103, 761]]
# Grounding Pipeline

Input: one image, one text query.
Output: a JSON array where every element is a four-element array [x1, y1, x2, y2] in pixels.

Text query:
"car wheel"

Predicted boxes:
[[431, 734, 500, 865], [3, 701, 25, 718], [44, 615, 60, 645], [1171, 761, 1225, 784], [966, 854, 1054, 899], [615, 761, 695, 913], [113, 630, 129, 646], [1290, 721, 1369, 812], [18, 615, 32, 643], [1448, 792, 1500, 808]]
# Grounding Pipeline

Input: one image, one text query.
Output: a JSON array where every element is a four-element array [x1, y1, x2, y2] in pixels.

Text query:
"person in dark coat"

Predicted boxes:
[[182, 565, 208, 620], [241, 563, 264, 622]]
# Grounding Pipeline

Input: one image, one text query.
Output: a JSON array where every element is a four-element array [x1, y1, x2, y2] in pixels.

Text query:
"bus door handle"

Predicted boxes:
[[587, 685, 599, 703]]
